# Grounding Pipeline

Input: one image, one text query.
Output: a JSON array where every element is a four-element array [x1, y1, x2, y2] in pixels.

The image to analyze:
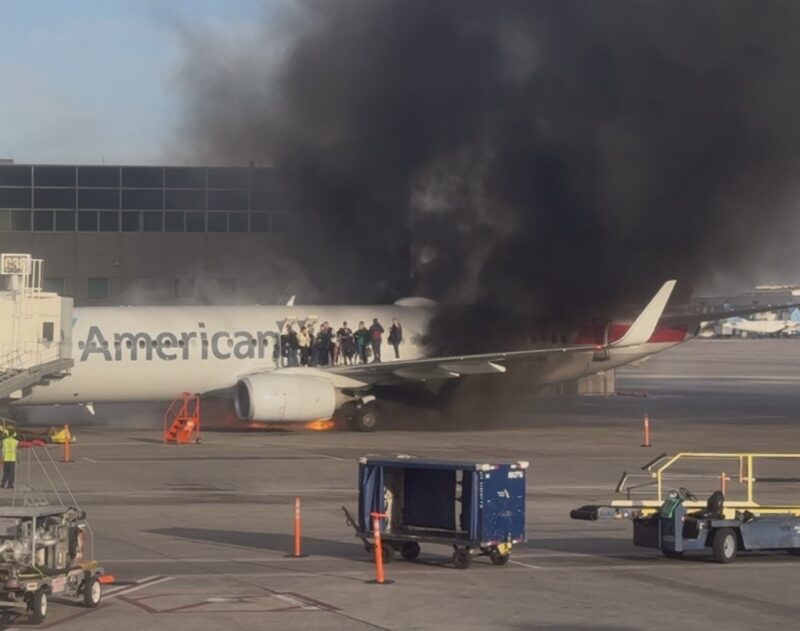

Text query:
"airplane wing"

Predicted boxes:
[[324, 280, 676, 386]]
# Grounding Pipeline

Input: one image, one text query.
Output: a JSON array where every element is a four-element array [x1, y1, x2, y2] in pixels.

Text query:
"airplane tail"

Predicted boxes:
[[610, 280, 677, 348]]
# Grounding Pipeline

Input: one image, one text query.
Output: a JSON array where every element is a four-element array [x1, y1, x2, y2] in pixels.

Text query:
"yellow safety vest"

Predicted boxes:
[[2, 437, 18, 463]]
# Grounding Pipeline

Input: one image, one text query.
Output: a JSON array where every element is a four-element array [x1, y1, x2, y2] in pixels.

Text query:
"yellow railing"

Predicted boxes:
[[612, 452, 800, 517]]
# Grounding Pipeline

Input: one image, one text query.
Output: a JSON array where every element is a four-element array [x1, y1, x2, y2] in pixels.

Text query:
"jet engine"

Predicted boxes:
[[234, 373, 337, 422]]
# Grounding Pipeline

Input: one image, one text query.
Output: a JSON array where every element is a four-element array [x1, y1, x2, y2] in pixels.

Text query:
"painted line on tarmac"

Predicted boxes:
[[105, 575, 175, 597], [509, 560, 544, 570]]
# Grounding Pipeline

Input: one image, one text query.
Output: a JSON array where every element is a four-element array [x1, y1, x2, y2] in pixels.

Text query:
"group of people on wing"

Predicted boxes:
[[277, 317, 403, 367]]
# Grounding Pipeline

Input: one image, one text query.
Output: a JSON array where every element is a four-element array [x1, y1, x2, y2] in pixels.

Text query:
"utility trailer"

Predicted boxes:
[[0, 506, 106, 623], [571, 452, 800, 563], [343, 456, 529, 569]]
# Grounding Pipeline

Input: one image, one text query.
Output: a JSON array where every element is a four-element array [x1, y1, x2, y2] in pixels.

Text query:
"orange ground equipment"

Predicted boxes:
[[163, 393, 202, 444]]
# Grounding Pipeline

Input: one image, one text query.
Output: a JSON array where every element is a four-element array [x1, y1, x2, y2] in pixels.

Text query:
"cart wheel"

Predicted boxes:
[[662, 549, 684, 559], [380, 542, 394, 564], [452, 548, 472, 570], [401, 542, 421, 561], [712, 528, 737, 563], [83, 575, 102, 607], [28, 589, 48, 623], [490, 550, 510, 566]]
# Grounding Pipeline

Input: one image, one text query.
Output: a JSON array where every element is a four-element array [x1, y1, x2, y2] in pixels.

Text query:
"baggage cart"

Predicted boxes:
[[343, 456, 529, 569]]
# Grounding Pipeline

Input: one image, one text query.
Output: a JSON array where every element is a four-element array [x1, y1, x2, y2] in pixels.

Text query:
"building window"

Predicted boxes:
[[0, 165, 32, 186], [78, 211, 99, 231], [165, 212, 184, 232], [207, 167, 249, 189], [0, 211, 9, 231], [229, 212, 248, 232], [208, 189, 247, 211], [250, 213, 269, 233], [78, 166, 119, 187], [0, 188, 32, 208], [79, 188, 119, 210], [186, 212, 205, 232], [11, 210, 31, 231], [55, 211, 76, 231], [272, 212, 289, 233], [122, 167, 162, 188], [87, 278, 108, 300], [121, 211, 140, 232], [165, 189, 205, 210], [122, 189, 162, 210], [34, 166, 75, 187], [165, 167, 205, 188], [34, 188, 76, 209], [43, 278, 64, 294], [98, 211, 119, 232], [142, 212, 163, 232], [33, 210, 54, 231], [207, 212, 227, 232]]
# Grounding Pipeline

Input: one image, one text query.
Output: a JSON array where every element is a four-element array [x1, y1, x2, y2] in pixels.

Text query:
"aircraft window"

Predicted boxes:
[[78, 341, 85, 350], [102, 341, 109, 348], [227, 338, 233, 347], [114, 341, 120, 348], [163, 339, 172, 347], [202, 340, 209, 346], [152, 340, 159, 348], [126, 340, 132, 348], [250, 339, 257, 346], [138, 340, 146, 348]]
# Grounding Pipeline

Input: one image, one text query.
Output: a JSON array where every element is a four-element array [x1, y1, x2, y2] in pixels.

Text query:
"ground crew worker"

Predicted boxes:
[[1, 430, 18, 489], [369, 318, 385, 363]]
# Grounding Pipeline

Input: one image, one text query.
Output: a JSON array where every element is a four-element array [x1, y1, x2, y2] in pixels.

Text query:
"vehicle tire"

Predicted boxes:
[[353, 402, 380, 432], [29, 589, 47, 623], [662, 549, 684, 559], [490, 550, 510, 566], [452, 548, 472, 570], [400, 542, 421, 561], [380, 542, 394, 564], [83, 575, 102, 608], [712, 528, 738, 563]]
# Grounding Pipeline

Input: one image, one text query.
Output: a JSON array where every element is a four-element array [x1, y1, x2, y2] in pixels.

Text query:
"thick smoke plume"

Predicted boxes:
[[179, 1, 800, 353]]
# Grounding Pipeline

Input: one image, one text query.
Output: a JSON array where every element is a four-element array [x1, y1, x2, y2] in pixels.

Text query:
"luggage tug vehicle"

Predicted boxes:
[[572, 452, 800, 563]]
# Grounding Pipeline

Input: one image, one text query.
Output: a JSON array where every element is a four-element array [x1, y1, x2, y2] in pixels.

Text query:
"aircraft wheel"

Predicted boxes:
[[352, 402, 380, 432]]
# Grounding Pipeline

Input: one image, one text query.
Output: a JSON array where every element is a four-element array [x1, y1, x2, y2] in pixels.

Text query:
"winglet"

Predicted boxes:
[[610, 280, 677, 348], [286, 295, 296, 307]]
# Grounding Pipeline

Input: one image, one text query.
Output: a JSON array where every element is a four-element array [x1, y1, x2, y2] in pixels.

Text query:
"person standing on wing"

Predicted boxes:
[[388, 317, 403, 359], [369, 318, 385, 363]]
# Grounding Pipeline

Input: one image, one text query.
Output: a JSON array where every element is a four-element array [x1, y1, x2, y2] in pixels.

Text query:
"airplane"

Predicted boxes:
[[9, 280, 672, 430], [10, 279, 791, 431]]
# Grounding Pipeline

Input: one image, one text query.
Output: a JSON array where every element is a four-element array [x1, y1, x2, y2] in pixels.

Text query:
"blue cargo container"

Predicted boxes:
[[344, 456, 529, 569]]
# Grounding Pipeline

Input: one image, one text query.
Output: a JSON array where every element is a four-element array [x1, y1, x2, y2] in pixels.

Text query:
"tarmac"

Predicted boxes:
[[5, 338, 800, 630]]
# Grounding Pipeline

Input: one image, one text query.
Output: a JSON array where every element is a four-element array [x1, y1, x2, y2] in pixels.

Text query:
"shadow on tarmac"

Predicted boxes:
[[147, 527, 360, 559]]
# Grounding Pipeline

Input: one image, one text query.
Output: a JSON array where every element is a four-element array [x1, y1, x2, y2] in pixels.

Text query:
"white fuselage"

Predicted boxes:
[[16, 304, 681, 406]]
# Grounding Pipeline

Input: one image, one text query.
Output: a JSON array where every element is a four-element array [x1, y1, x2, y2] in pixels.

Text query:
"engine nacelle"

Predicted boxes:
[[234, 373, 337, 422]]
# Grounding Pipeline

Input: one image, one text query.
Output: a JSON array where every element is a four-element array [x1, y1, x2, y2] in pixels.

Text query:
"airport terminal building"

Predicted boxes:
[[0, 162, 301, 306]]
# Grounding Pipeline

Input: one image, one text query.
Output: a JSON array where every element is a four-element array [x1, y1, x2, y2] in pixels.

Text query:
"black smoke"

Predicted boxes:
[[179, 1, 800, 353]]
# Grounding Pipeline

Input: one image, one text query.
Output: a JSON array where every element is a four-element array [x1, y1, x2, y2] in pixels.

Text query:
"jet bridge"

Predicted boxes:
[[0, 254, 73, 402]]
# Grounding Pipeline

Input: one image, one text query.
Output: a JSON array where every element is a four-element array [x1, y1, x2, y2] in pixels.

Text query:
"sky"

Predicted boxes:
[[0, 0, 270, 165]]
